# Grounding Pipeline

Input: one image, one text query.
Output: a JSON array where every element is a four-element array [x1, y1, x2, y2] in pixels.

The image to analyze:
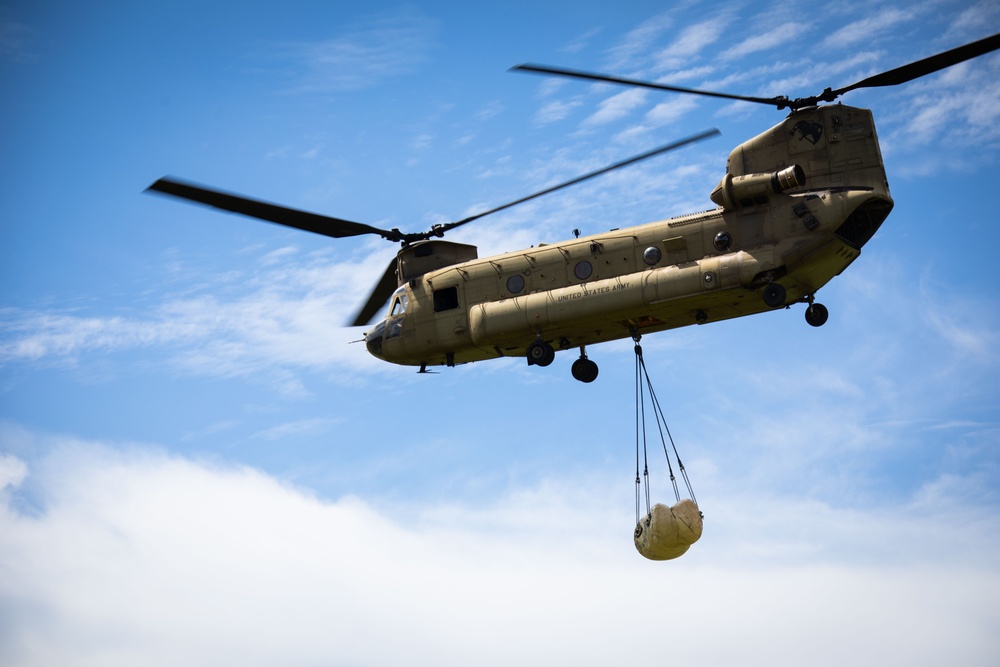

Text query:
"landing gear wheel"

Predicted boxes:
[[805, 302, 829, 327], [762, 283, 787, 308], [571, 357, 599, 383], [526, 340, 555, 367]]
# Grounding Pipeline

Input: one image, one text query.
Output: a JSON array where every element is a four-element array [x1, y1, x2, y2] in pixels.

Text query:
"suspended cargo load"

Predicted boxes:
[[631, 334, 703, 561], [634, 498, 703, 561]]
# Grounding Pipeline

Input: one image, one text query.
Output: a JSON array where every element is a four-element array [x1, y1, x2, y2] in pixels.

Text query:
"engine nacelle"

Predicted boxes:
[[710, 164, 805, 210]]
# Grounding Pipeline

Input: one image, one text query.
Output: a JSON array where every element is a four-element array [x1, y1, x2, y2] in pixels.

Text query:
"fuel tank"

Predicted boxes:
[[469, 249, 771, 345]]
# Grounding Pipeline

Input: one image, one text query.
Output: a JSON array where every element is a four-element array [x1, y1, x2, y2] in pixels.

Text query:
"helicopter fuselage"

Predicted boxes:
[[364, 103, 894, 375]]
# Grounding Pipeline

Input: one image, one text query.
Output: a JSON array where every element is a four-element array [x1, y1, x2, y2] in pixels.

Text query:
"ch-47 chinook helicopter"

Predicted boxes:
[[148, 33, 1000, 383]]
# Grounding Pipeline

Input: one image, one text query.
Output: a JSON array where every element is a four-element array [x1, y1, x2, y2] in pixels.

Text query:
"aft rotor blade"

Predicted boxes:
[[351, 258, 398, 326], [438, 128, 721, 234], [147, 177, 401, 241], [512, 63, 785, 107], [834, 32, 1000, 96]]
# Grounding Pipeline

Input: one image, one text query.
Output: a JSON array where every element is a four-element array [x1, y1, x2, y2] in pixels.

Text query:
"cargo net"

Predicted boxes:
[[633, 335, 703, 560]]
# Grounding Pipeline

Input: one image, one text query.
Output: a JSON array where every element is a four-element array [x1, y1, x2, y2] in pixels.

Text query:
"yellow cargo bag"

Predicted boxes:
[[634, 499, 703, 560]]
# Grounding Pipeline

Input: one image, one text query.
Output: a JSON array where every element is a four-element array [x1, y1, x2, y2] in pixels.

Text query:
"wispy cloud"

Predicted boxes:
[[756, 50, 883, 101], [533, 98, 583, 125], [581, 88, 648, 127], [563, 27, 603, 55], [821, 8, 913, 49], [612, 96, 701, 141], [0, 310, 171, 365], [0, 12, 33, 62], [473, 100, 505, 122], [252, 417, 343, 441], [945, 1, 1000, 40], [654, 18, 728, 71], [880, 52, 1000, 170], [603, 11, 674, 71], [0, 249, 392, 388], [918, 276, 1000, 364], [722, 22, 803, 60], [268, 9, 438, 93]]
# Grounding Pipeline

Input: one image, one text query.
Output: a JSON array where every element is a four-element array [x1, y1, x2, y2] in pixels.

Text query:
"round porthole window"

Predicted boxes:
[[506, 274, 525, 294], [643, 246, 662, 265], [714, 231, 733, 251], [574, 260, 593, 280]]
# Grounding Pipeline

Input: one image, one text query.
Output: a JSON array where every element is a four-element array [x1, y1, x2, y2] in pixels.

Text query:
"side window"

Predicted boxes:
[[433, 286, 459, 313]]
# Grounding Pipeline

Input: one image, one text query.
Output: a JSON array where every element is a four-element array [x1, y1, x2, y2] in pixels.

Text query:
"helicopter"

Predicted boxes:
[[147, 33, 1000, 383]]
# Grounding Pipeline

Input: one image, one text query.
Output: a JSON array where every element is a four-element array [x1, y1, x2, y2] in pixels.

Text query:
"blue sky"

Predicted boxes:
[[2, 1, 999, 665]]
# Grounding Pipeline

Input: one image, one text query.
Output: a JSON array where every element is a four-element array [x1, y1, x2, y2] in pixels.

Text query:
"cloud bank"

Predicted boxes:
[[2, 428, 998, 667]]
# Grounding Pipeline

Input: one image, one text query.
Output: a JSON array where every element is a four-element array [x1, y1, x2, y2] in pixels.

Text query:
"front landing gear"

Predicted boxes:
[[571, 348, 599, 383], [762, 282, 787, 308], [526, 339, 555, 367]]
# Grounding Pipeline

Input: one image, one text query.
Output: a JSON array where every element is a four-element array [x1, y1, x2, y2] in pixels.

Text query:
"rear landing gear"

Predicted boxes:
[[572, 348, 599, 383], [805, 300, 829, 327]]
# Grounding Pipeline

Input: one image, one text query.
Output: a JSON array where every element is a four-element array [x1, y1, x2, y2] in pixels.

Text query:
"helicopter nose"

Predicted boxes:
[[364, 320, 386, 359]]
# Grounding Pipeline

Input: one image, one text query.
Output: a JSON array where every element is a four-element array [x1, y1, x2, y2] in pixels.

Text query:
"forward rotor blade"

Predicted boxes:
[[834, 32, 1000, 96], [512, 63, 785, 107], [438, 128, 721, 234], [350, 258, 398, 326], [147, 177, 400, 241]]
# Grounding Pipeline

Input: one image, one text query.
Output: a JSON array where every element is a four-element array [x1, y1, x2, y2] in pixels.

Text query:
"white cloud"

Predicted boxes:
[[0, 453, 27, 489], [1, 432, 998, 667]]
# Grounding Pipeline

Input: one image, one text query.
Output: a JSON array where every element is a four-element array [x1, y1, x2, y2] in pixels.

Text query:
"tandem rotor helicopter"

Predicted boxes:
[[148, 33, 1000, 383]]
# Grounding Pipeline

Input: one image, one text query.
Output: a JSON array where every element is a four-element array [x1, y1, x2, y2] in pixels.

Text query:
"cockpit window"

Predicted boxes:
[[390, 293, 409, 316]]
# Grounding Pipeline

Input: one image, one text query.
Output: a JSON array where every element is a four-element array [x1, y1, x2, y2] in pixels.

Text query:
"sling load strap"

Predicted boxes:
[[632, 333, 697, 526], [635, 345, 651, 524]]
